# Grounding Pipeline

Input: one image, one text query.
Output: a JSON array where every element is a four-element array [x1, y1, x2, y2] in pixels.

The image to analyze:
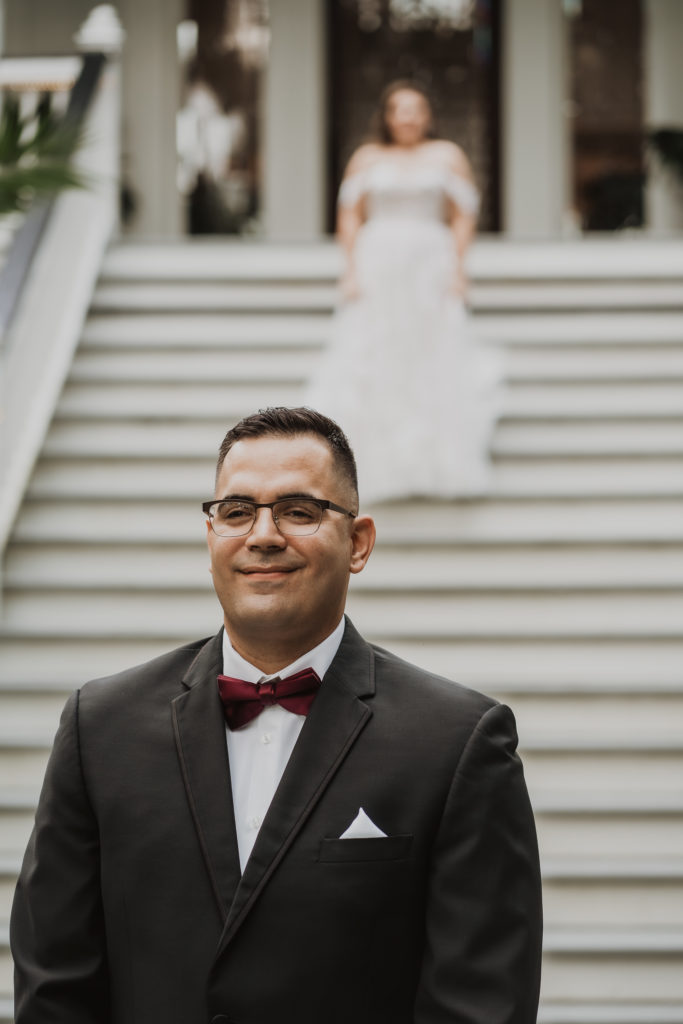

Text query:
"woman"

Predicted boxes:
[[307, 80, 501, 503]]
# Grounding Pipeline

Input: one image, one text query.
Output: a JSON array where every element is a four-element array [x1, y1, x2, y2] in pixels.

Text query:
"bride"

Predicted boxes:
[[306, 80, 501, 504]]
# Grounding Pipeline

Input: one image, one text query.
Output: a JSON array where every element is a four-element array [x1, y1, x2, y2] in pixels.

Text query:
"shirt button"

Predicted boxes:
[[261, 733, 272, 744], [249, 816, 262, 830]]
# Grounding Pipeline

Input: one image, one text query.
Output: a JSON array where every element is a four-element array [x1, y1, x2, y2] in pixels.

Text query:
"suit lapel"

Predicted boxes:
[[172, 631, 242, 923], [217, 619, 376, 952]]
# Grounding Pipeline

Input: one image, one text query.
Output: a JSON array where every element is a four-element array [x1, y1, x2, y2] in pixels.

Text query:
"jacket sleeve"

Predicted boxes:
[[414, 702, 543, 1024], [10, 690, 111, 1023]]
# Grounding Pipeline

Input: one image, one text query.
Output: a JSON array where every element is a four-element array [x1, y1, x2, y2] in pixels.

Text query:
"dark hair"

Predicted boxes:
[[372, 79, 439, 145], [215, 406, 359, 501]]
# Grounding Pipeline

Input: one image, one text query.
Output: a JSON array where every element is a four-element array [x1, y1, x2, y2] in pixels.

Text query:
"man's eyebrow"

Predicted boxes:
[[275, 492, 320, 501], [216, 492, 320, 502]]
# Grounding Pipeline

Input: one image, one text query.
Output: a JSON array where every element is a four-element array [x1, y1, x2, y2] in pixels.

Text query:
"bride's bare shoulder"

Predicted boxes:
[[435, 140, 474, 179], [344, 143, 385, 177]]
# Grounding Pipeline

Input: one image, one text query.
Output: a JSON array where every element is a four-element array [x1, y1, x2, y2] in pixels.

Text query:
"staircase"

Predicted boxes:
[[1, 238, 682, 1023]]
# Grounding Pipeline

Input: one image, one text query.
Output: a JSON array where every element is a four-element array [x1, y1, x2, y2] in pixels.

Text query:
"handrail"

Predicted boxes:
[[0, 52, 107, 337], [0, 28, 123, 569], [0, 202, 51, 336]]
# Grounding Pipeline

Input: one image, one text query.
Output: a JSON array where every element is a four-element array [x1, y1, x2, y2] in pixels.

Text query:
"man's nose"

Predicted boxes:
[[246, 506, 286, 546]]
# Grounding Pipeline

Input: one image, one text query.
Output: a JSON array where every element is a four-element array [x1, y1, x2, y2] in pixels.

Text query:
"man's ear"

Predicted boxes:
[[349, 515, 376, 575], [206, 519, 215, 573]]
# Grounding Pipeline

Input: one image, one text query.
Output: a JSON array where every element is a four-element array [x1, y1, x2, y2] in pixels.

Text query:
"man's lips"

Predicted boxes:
[[238, 566, 298, 575]]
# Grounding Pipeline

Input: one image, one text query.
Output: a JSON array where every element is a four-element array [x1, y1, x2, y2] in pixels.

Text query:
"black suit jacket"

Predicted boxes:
[[11, 618, 542, 1024]]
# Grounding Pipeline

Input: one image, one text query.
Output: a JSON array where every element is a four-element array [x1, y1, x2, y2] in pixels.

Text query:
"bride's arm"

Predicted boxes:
[[336, 146, 375, 299], [444, 144, 479, 299]]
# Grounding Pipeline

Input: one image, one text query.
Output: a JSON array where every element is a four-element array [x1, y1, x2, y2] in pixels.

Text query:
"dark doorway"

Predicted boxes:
[[326, 0, 501, 232], [568, 0, 644, 231], [178, 0, 269, 234]]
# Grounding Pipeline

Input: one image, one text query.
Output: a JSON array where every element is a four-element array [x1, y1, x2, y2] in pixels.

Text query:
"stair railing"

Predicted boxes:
[[0, 6, 124, 571]]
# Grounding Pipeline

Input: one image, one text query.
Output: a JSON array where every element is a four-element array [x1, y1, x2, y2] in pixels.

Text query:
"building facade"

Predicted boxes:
[[1, 0, 682, 240]]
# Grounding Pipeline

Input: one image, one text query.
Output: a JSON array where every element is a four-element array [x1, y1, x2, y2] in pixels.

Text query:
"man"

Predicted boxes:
[[11, 406, 542, 1023]]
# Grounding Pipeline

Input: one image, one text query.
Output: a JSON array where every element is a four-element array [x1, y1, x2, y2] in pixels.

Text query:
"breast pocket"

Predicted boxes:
[[317, 835, 413, 863]]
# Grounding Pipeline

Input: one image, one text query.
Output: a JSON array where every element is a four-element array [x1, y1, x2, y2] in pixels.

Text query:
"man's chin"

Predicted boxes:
[[228, 596, 299, 631]]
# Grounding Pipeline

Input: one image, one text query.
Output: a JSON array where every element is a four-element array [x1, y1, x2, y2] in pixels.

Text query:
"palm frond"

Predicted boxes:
[[0, 90, 88, 213], [0, 93, 24, 165]]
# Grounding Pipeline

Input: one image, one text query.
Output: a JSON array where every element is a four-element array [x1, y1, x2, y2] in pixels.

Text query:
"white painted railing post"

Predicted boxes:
[[0, 7, 125, 579]]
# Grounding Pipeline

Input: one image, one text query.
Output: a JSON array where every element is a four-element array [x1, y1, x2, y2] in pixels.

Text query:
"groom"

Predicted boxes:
[[11, 406, 542, 1023]]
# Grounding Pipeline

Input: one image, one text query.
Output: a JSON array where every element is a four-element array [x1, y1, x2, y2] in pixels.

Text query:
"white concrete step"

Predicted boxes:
[[55, 380, 301, 418], [91, 281, 338, 312], [25, 454, 683, 499], [469, 281, 683, 309], [79, 308, 683, 349], [1, 686, 680, 753], [508, 346, 683, 380], [90, 280, 683, 315], [0, 975, 10, 1014], [69, 348, 313, 383], [538, 1004, 683, 1024], [0, 813, 33, 857], [538, 818, 683, 862], [1, 738, 675, 806], [12, 498, 683, 545], [532, 791, 683, 814], [41, 416, 683, 459], [101, 240, 342, 280], [81, 312, 331, 347], [6, 542, 682, 590], [509, 694, 683, 747], [475, 311, 683, 346], [524, 752, 683, 800], [100, 238, 683, 281], [540, 938, 683, 1003], [504, 382, 683, 417], [0, 750, 52, 791], [66, 344, 683, 385], [3, 588, 682, 642], [2, 638, 681, 692], [0, 694, 73, 739], [53, 378, 683, 420], [543, 880, 683, 928], [496, 421, 683, 456], [543, 859, 683, 882], [10, 744, 677, 808]]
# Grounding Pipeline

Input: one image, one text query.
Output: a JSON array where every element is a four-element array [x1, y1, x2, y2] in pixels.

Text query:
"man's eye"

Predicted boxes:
[[217, 503, 253, 522], [277, 502, 317, 522]]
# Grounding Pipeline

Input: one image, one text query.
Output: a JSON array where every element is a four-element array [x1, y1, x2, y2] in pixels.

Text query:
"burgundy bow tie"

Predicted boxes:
[[217, 668, 322, 730]]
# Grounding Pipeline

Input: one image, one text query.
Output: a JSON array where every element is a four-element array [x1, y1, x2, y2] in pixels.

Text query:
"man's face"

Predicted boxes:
[[207, 433, 375, 665]]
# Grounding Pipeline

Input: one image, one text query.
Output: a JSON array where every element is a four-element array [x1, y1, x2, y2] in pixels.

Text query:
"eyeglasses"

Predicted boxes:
[[202, 497, 357, 537]]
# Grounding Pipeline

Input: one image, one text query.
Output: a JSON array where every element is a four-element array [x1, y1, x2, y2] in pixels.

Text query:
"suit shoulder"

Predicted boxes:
[[78, 635, 216, 706], [369, 641, 498, 716]]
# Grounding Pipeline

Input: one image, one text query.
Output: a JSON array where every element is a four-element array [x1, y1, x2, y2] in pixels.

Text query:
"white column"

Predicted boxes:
[[644, 0, 683, 233], [262, 0, 326, 240], [117, 0, 184, 237], [501, 0, 570, 237]]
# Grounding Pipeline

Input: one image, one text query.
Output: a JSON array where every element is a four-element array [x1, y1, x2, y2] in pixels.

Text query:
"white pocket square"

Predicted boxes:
[[339, 807, 387, 839]]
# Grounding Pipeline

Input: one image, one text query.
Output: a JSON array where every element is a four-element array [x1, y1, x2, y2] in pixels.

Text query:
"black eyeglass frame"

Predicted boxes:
[[202, 496, 357, 537]]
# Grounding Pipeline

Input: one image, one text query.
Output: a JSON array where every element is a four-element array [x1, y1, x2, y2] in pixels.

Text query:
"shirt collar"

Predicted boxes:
[[221, 618, 346, 684]]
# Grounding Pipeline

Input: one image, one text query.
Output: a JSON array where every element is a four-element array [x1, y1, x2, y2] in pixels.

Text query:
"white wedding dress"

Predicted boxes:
[[306, 161, 502, 505]]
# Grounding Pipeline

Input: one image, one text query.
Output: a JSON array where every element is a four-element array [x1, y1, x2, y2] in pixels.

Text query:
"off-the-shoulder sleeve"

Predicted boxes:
[[337, 171, 367, 208], [445, 173, 480, 216]]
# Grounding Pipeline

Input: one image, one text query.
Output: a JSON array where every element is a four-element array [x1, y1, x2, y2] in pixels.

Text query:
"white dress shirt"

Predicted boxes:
[[222, 619, 345, 872]]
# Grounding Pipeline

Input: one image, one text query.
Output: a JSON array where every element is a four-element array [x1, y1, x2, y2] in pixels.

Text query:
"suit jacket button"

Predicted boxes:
[[210, 1017, 234, 1024]]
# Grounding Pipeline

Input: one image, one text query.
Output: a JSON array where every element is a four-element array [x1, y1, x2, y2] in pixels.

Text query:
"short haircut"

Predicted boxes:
[[215, 406, 359, 503]]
